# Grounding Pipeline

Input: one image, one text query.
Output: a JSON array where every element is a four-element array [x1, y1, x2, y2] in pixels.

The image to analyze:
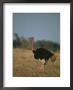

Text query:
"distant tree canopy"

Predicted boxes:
[[13, 33, 60, 52]]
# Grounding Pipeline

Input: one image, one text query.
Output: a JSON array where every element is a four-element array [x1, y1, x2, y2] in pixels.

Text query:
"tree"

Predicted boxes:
[[13, 33, 21, 48]]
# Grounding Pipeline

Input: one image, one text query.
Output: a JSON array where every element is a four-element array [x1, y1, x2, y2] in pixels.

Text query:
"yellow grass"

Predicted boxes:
[[13, 48, 60, 77]]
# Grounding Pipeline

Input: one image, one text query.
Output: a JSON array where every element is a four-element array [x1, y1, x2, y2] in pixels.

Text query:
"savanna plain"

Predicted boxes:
[[13, 48, 60, 77]]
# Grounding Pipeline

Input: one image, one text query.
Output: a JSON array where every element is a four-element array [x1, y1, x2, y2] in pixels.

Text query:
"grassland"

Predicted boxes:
[[13, 48, 60, 77]]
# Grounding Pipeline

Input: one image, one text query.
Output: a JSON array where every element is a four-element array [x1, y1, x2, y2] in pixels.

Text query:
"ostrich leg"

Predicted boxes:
[[36, 59, 45, 73]]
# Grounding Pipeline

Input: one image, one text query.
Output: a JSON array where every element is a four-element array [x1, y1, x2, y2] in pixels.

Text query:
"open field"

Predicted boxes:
[[13, 48, 60, 77]]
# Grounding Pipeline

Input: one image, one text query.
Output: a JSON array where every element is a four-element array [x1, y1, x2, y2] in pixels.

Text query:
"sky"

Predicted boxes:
[[13, 13, 60, 44]]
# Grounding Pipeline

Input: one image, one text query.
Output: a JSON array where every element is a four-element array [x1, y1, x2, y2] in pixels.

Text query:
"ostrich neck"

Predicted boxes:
[[32, 38, 35, 50]]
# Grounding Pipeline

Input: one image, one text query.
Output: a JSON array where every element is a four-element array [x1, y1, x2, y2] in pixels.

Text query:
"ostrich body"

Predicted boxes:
[[33, 48, 54, 64], [32, 37, 56, 65]]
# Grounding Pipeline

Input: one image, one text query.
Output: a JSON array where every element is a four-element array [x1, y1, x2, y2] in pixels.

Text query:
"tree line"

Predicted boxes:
[[13, 33, 60, 52]]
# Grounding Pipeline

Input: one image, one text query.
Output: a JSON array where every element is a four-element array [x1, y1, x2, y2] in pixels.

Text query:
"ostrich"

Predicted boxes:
[[32, 37, 56, 65]]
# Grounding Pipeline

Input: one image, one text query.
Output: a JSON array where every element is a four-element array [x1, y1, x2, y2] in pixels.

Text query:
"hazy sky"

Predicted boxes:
[[13, 13, 60, 44]]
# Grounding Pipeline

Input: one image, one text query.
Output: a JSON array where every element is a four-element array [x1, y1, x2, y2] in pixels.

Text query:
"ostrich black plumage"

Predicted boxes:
[[33, 48, 54, 64], [32, 37, 56, 65]]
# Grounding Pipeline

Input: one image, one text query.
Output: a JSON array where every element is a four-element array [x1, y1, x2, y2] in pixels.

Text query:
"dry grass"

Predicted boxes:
[[13, 48, 60, 77]]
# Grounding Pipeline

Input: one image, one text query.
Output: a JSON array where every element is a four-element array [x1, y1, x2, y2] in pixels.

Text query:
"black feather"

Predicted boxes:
[[32, 48, 54, 64]]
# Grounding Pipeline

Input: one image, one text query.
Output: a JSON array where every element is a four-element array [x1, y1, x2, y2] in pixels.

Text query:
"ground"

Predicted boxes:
[[13, 48, 60, 77]]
